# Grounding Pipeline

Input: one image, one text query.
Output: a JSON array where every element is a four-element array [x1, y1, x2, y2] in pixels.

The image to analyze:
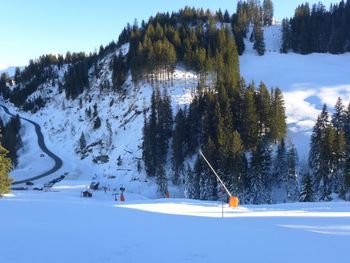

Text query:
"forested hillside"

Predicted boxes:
[[1, 0, 350, 203], [281, 0, 350, 54]]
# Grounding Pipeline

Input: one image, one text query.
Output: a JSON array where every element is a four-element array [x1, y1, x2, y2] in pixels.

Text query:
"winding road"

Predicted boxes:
[[0, 104, 63, 185]]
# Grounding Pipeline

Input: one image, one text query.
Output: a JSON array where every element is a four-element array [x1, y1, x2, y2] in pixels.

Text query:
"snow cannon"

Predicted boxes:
[[199, 149, 240, 208], [229, 196, 239, 208]]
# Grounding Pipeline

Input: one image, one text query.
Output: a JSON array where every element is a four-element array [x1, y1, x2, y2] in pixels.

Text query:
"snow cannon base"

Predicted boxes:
[[229, 196, 239, 208]]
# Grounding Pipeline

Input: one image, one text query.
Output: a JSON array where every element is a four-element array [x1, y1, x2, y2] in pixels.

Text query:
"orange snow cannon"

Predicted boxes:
[[229, 196, 239, 208]]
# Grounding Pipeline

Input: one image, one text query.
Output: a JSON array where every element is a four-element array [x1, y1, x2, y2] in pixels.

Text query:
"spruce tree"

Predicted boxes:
[[300, 172, 314, 202], [1, 116, 22, 167], [332, 97, 346, 131], [309, 105, 332, 201], [281, 19, 290, 53], [345, 103, 350, 191], [270, 88, 287, 142], [172, 109, 186, 185], [253, 22, 265, 56], [242, 85, 258, 149], [262, 0, 274, 26], [156, 162, 168, 197], [199, 138, 218, 201], [0, 134, 12, 196], [185, 164, 200, 199], [79, 132, 86, 151], [271, 138, 287, 202], [250, 138, 272, 204], [286, 144, 299, 202]]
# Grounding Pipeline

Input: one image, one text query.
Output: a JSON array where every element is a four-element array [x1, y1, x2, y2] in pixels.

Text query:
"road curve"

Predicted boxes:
[[0, 104, 63, 185]]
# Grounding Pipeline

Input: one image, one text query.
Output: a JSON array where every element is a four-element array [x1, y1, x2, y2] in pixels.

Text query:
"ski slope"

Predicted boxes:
[[1, 188, 350, 263], [240, 25, 350, 158]]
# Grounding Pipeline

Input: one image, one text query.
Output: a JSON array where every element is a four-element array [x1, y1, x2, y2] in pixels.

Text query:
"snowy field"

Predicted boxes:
[[1, 187, 350, 263]]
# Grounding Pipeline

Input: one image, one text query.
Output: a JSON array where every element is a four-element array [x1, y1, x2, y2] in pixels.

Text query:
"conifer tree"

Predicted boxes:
[[79, 132, 86, 152], [242, 85, 258, 149], [262, 0, 274, 26], [272, 138, 287, 199], [199, 138, 218, 200], [332, 97, 346, 131], [270, 88, 287, 142], [345, 103, 350, 191], [256, 82, 271, 137], [286, 144, 299, 202], [300, 172, 314, 202], [1, 116, 22, 167], [253, 21, 265, 56], [281, 19, 291, 53], [156, 162, 168, 197], [185, 164, 200, 199], [309, 104, 332, 201], [172, 109, 186, 185], [0, 131, 12, 196], [250, 138, 272, 204]]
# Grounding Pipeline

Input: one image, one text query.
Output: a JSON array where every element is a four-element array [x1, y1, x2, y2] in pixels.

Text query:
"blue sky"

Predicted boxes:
[[0, 0, 341, 67]]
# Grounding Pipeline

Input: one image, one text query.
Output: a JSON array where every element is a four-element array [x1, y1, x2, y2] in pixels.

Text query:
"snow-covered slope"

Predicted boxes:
[[3, 25, 350, 194], [240, 25, 350, 158], [1, 44, 202, 197], [1, 190, 350, 263]]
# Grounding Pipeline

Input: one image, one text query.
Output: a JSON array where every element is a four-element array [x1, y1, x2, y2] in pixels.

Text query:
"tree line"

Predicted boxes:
[[281, 0, 350, 54], [306, 99, 350, 201], [1, 2, 275, 109], [0, 141, 12, 196], [143, 77, 295, 204], [0, 115, 22, 167], [0, 119, 17, 196]]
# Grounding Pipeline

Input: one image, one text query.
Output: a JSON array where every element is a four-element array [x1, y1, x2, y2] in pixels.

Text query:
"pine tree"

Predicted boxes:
[[253, 21, 265, 56], [0, 134, 12, 196], [250, 138, 272, 204], [172, 109, 186, 185], [156, 162, 168, 197], [345, 103, 350, 192], [281, 19, 291, 53], [271, 138, 287, 202], [185, 164, 200, 199], [199, 138, 218, 200], [309, 104, 332, 201], [0, 73, 9, 94], [242, 85, 258, 149], [143, 90, 158, 177], [286, 144, 299, 202], [262, 0, 274, 26], [333, 129, 346, 196], [79, 132, 86, 152], [332, 97, 346, 131], [270, 88, 287, 142], [256, 82, 271, 137], [1, 116, 22, 167], [300, 172, 314, 202]]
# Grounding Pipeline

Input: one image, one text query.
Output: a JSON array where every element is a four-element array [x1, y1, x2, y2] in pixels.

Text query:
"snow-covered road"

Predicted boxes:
[[0, 104, 63, 184]]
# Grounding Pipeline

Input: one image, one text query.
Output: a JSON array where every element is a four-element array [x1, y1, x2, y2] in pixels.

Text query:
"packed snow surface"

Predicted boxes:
[[1, 188, 350, 263]]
